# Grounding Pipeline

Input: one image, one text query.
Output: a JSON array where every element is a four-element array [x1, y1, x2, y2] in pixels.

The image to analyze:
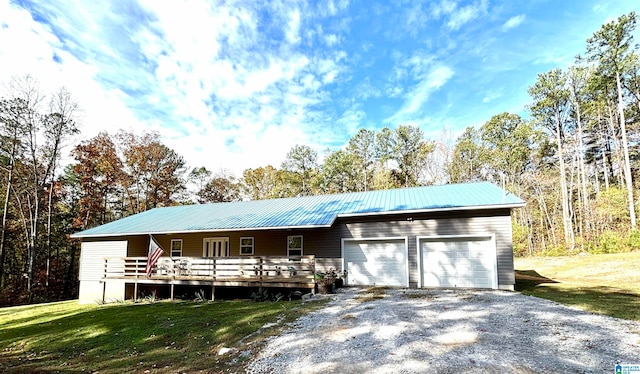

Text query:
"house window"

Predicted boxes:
[[240, 237, 254, 255], [287, 235, 303, 256], [171, 239, 183, 257]]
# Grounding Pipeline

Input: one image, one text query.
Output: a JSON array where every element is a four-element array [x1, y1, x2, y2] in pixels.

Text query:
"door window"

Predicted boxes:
[[203, 238, 229, 257]]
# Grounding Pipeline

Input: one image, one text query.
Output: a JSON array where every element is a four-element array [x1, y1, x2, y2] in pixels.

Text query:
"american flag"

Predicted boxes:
[[145, 235, 165, 278]]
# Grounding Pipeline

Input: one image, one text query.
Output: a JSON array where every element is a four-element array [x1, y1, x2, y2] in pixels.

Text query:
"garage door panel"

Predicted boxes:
[[439, 276, 456, 287], [456, 264, 472, 273], [421, 237, 496, 289], [344, 239, 407, 287]]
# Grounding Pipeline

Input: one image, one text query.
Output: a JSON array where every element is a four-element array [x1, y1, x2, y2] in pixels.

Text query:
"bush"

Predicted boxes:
[[512, 223, 530, 257], [586, 230, 640, 254], [628, 229, 640, 251], [538, 245, 572, 257]]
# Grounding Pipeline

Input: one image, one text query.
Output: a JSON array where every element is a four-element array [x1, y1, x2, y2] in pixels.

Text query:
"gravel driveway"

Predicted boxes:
[[246, 287, 640, 373]]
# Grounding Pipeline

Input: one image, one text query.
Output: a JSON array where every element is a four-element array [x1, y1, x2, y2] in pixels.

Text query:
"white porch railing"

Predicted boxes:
[[103, 255, 316, 285]]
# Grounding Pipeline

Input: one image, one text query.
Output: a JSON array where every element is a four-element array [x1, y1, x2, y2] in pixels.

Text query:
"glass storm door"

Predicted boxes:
[[203, 238, 229, 257]]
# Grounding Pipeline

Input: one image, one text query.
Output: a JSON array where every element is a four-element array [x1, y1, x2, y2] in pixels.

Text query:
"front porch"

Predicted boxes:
[[102, 255, 317, 301]]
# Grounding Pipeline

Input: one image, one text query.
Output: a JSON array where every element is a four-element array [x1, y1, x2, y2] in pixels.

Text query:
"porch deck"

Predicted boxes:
[[102, 255, 317, 299]]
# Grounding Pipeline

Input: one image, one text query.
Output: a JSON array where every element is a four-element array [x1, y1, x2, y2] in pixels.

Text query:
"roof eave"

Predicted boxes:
[[69, 223, 334, 239], [335, 202, 526, 220]]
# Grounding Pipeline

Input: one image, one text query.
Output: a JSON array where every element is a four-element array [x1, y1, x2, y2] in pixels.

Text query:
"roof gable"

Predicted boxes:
[[71, 182, 524, 238]]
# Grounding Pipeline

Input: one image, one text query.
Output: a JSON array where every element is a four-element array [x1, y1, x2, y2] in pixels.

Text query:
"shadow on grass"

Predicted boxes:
[[0, 299, 325, 374], [515, 270, 640, 321], [514, 269, 559, 291]]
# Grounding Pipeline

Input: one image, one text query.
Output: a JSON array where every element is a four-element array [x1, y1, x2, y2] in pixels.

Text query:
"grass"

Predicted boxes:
[[354, 286, 387, 303], [0, 297, 328, 373], [515, 252, 640, 321]]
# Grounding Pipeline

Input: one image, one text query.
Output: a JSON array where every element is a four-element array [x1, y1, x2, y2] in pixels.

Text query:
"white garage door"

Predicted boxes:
[[420, 236, 497, 289], [343, 238, 408, 287]]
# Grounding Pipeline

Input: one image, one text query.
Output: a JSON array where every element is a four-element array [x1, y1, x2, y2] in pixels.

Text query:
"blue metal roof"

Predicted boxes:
[[71, 182, 524, 238]]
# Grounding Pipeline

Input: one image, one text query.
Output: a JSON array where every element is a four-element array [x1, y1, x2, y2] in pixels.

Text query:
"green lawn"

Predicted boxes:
[[515, 252, 640, 321], [0, 297, 327, 373]]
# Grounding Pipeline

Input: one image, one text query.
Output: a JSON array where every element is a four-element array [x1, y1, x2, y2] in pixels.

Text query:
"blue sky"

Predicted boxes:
[[0, 0, 637, 177]]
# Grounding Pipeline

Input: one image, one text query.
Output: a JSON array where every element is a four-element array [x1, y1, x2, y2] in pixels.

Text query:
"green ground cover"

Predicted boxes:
[[515, 252, 640, 321], [0, 297, 326, 373]]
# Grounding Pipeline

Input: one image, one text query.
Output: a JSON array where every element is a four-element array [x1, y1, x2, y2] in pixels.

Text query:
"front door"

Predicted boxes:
[[203, 237, 229, 257]]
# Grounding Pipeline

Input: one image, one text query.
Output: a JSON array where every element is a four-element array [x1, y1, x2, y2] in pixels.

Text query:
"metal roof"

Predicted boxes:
[[71, 182, 524, 238]]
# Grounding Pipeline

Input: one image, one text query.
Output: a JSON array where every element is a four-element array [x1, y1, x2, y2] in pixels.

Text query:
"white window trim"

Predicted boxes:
[[203, 237, 230, 257], [287, 235, 303, 256], [240, 237, 255, 255], [170, 239, 183, 257]]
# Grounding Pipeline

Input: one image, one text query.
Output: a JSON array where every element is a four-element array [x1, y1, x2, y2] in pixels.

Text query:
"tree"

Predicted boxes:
[[117, 131, 187, 213], [71, 132, 123, 229], [567, 66, 593, 239], [197, 175, 240, 203], [319, 150, 359, 194], [528, 68, 574, 249], [281, 145, 318, 196], [374, 125, 434, 187], [0, 77, 80, 299], [187, 166, 212, 202], [479, 112, 539, 186], [449, 127, 483, 183], [346, 129, 376, 191], [0, 97, 27, 288], [375, 127, 394, 166], [391, 125, 434, 187], [42, 88, 80, 286], [585, 12, 638, 229], [241, 166, 279, 200]]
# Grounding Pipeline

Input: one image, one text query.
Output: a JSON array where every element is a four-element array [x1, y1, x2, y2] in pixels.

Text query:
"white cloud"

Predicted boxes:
[[404, 65, 454, 114], [336, 108, 366, 134], [502, 14, 526, 31], [446, 0, 488, 30], [286, 9, 302, 44], [428, 0, 488, 31], [430, 0, 457, 18], [0, 0, 354, 178], [0, 0, 147, 156], [385, 63, 454, 124], [482, 89, 503, 103], [324, 34, 339, 46]]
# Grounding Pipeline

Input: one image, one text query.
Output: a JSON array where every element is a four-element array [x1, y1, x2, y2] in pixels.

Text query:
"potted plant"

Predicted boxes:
[[315, 270, 337, 294], [335, 270, 347, 288]]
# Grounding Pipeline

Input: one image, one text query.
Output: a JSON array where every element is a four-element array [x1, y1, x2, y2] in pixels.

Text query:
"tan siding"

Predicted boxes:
[[126, 236, 148, 256], [129, 229, 339, 258]]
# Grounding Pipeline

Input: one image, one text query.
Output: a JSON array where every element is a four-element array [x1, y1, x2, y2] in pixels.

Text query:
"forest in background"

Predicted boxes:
[[0, 13, 638, 305]]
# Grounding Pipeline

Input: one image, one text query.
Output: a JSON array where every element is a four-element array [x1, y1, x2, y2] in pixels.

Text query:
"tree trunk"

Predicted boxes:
[[46, 181, 53, 288], [574, 97, 590, 240], [0, 164, 14, 289], [616, 71, 636, 229], [607, 105, 624, 187], [600, 124, 610, 190], [554, 110, 573, 249], [0, 125, 19, 289]]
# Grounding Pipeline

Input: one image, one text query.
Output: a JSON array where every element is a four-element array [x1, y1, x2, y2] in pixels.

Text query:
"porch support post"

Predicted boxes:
[[211, 284, 215, 302], [102, 281, 106, 303], [170, 283, 174, 300], [134, 281, 138, 301]]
